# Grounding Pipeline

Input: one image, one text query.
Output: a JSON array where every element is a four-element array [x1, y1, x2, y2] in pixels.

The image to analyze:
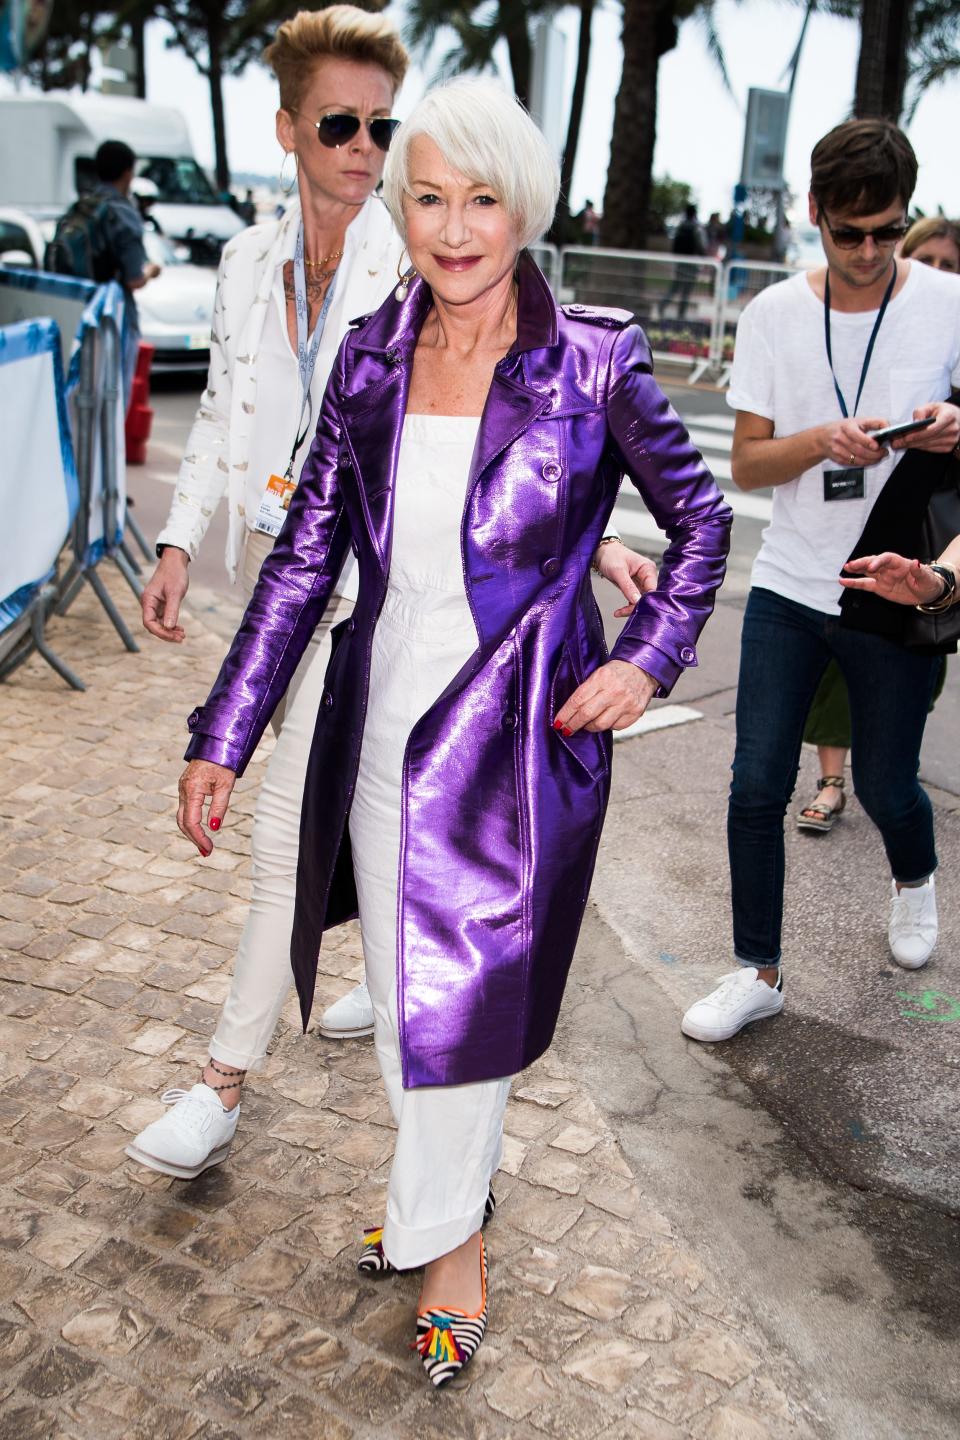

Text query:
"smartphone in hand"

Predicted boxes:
[[867, 417, 936, 445]]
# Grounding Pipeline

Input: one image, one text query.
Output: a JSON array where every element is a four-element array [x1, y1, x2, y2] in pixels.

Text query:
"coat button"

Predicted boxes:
[[340, 453, 353, 471], [567, 303, 585, 313], [321, 689, 334, 709], [541, 556, 560, 577], [541, 461, 561, 481], [187, 708, 201, 730], [501, 710, 518, 731], [386, 349, 402, 366], [346, 619, 355, 634], [680, 646, 696, 664]]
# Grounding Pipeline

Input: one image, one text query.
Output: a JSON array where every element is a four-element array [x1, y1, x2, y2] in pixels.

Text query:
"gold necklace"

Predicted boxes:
[[303, 248, 343, 268]]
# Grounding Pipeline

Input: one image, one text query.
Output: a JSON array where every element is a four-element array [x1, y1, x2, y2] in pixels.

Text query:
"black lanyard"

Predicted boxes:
[[823, 260, 897, 419]]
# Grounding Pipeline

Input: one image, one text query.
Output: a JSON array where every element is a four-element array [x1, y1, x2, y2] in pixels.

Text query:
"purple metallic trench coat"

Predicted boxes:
[[185, 253, 732, 1088]]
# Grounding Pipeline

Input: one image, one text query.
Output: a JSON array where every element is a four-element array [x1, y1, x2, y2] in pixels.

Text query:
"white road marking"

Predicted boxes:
[[613, 704, 703, 741], [682, 413, 735, 433]]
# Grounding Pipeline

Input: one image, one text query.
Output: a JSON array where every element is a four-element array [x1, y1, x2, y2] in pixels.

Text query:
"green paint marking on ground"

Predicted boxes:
[[896, 989, 960, 1023]]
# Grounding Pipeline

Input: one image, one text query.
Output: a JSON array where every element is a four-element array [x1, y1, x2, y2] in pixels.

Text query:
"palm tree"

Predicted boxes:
[[402, 0, 561, 108], [602, 0, 733, 249], [550, 0, 596, 243], [854, 0, 912, 118], [904, 2, 960, 119]]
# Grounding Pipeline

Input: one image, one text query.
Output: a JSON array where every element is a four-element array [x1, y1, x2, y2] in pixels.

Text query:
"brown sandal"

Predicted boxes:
[[797, 775, 846, 833]]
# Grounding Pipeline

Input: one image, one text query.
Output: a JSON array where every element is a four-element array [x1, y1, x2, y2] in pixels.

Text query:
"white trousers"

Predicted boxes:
[[207, 530, 352, 1070], [208, 530, 507, 1267]]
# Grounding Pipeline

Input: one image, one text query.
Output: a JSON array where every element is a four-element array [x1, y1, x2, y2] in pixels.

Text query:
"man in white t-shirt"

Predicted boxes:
[[681, 119, 960, 1044]]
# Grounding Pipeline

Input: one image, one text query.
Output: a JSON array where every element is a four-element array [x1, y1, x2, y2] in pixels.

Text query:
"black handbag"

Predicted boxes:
[[839, 440, 960, 656]]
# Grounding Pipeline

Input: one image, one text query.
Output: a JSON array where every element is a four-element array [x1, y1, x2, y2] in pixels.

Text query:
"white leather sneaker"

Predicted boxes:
[[681, 967, 784, 1043], [124, 1084, 240, 1179], [318, 980, 374, 1039], [888, 875, 937, 969]]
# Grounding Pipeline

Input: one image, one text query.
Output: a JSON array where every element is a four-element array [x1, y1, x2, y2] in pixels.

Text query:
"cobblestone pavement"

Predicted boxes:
[[0, 577, 825, 1440]]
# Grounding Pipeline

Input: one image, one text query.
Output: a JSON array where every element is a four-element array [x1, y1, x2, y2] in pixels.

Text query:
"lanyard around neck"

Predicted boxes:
[[288, 222, 338, 475], [823, 260, 897, 420]]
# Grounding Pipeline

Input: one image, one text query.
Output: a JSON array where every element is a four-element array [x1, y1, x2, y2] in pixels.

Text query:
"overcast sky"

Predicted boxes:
[[127, 0, 958, 222]]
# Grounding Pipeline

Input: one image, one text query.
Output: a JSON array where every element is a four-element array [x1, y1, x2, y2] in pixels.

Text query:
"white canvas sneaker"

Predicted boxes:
[[681, 967, 784, 1043], [318, 980, 374, 1039], [888, 875, 938, 969], [124, 1084, 240, 1180]]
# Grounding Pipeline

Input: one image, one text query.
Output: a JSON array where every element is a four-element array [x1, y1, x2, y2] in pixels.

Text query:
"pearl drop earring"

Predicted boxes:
[[394, 265, 416, 302]]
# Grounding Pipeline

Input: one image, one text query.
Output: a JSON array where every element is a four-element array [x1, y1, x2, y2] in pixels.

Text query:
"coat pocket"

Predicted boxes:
[[549, 640, 609, 783]]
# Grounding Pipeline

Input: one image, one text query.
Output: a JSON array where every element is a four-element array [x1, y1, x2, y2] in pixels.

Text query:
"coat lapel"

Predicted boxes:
[[335, 277, 430, 568], [335, 251, 560, 568]]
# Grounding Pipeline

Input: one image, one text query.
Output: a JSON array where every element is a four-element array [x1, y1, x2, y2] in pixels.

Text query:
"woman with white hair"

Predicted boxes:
[[171, 78, 732, 1384]]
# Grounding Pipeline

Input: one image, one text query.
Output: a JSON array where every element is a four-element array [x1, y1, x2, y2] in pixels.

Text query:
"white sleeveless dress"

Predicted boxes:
[[348, 412, 512, 1269]]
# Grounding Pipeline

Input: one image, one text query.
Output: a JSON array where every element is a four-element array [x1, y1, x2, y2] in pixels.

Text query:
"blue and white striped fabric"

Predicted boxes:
[[0, 316, 79, 633]]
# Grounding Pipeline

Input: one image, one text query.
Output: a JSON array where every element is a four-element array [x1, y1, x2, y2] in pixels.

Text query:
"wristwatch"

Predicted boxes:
[[916, 562, 958, 614]]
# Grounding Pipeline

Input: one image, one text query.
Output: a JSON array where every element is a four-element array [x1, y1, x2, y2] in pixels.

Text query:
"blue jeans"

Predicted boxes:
[[728, 587, 940, 968]]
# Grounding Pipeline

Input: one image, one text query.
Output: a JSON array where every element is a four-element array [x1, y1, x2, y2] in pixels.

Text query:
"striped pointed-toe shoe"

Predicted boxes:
[[415, 1234, 488, 1389], [357, 1186, 496, 1278]]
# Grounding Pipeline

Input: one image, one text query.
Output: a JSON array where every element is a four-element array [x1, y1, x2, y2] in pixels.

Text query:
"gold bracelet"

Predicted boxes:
[[592, 535, 621, 575]]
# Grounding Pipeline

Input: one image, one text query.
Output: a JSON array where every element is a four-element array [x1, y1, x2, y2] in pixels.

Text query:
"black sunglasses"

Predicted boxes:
[[293, 111, 400, 153], [819, 209, 909, 250]]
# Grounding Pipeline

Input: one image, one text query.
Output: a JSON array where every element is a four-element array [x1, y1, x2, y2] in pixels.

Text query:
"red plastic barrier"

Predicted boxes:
[[125, 341, 155, 465]]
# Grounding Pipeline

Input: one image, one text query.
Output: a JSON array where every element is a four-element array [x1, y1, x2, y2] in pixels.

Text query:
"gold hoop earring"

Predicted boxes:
[[394, 251, 416, 302], [280, 150, 298, 196]]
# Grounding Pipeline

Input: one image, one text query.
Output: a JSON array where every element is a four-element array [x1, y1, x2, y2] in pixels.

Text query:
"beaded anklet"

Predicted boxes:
[[203, 1058, 246, 1094]]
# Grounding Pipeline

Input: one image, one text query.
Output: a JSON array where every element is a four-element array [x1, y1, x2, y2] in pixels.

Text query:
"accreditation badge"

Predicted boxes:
[[822, 467, 865, 502], [253, 473, 297, 537]]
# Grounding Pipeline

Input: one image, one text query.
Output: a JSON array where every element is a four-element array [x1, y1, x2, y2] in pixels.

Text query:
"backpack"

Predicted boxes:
[[45, 193, 114, 282]]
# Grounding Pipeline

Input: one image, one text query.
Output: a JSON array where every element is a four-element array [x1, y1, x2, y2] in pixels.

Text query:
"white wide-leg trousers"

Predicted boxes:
[[207, 531, 507, 1267]]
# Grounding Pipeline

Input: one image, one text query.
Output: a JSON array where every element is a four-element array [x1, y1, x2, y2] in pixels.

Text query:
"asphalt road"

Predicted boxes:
[[130, 371, 960, 1433]]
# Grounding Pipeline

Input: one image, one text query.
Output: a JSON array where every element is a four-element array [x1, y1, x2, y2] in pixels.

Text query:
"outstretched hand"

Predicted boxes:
[[840, 552, 945, 608], [593, 540, 658, 616], [177, 760, 237, 856]]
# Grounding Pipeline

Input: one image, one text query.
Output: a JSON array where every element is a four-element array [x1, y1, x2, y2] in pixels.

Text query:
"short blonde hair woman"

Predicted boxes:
[[127, 6, 411, 1170], [172, 78, 731, 1386]]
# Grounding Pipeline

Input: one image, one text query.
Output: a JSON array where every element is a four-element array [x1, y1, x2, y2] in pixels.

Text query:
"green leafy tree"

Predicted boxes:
[[902, 1, 960, 120], [402, 0, 562, 108], [647, 174, 693, 235], [22, 1, 119, 91], [147, 1, 390, 190]]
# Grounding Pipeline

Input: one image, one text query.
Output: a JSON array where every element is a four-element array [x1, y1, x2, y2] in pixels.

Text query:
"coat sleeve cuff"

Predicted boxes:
[[184, 730, 248, 773], [609, 637, 684, 697], [156, 520, 201, 562]]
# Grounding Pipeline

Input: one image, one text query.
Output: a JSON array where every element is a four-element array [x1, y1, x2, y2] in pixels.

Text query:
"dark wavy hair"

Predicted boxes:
[[810, 119, 918, 218]]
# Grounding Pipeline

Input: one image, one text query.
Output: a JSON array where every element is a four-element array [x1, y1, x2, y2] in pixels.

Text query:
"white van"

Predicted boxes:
[[0, 91, 244, 261]]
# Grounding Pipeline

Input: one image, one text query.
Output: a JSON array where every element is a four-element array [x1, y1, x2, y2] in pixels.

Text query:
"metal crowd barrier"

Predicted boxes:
[[557, 246, 724, 381], [0, 270, 145, 687], [533, 243, 801, 387], [0, 317, 84, 690], [713, 258, 798, 386]]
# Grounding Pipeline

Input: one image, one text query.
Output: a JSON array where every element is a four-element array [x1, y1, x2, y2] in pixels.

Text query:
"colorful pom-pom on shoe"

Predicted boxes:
[[415, 1235, 488, 1389], [356, 1226, 393, 1277]]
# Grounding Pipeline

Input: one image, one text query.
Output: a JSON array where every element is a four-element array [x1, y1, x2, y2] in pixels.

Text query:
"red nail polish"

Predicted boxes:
[[562, 726, 573, 737], [210, 817, 221, 831], [553, 718, 564, 730]]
